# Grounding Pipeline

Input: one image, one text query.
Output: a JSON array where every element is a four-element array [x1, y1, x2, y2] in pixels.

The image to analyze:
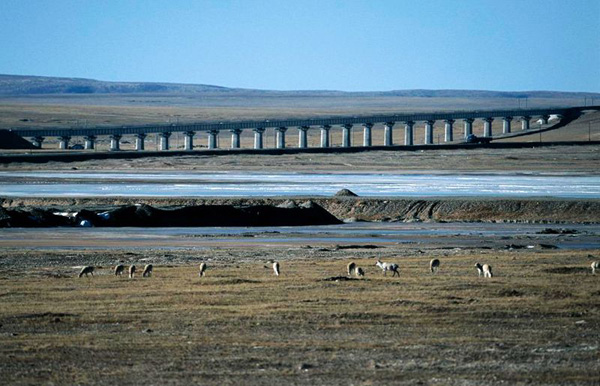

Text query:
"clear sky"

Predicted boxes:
[[0, 0, 598, 92]]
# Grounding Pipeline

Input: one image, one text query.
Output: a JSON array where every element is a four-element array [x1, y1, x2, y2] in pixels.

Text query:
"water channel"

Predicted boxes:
[[1, 171, 599, 198]]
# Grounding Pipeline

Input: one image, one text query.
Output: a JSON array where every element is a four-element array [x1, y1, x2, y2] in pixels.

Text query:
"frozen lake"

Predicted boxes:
[[1, 171, 599, 198]]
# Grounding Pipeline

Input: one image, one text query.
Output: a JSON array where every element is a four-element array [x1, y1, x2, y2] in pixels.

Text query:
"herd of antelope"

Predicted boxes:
[[78, 258, 600, 280]]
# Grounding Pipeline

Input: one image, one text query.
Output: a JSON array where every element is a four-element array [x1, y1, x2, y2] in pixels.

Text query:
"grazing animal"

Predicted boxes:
[[78, 266, 94, 278], [273, 261, 280, 276], [475, 263, 493, 278], [347, 262, 356, 276], [375, 259, 400, 277], [114, 264, 125, 276], [356, 267, 365, 278], [592, 261, 599, 275], [430, 258, 440, 273], [475, 263, 484, 277], [129, 265, 136, 279], [199, 262, 207, 277], [142, 264, 153, 277]]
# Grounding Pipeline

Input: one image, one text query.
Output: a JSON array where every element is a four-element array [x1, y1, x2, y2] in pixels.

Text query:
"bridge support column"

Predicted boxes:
[[230, 129, 242, 149], [384, 122, 394, 146], [464, 118, 474, 139], [320, 125, 331, 148], [276, 127, 287, 149], [540, 115, 550, 125], [521, 116, 531, 131], [31, 136, 45, 149], [342, 124, 353, 147], [298, 126, 309, 148], [483, 118, 493, 137], [183, 131, 195, 151], [253, 128, 265, 149], [363, 123, 373, 147], [159, 132, 171, 151], [503, 117, 512, 134], [135, 133, 146, 151], [424, 120, 434, 144], [404, 121, 414, 146], [84, 135, 96, 150], [208, 130, 219, 149], [110, 134, 122, 151], [444, 120, 454, 142], [58, 136, 71, 150]]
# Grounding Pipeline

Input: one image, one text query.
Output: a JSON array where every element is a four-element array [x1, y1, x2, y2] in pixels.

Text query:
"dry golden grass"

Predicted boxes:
[[1, 250, 599, 385]]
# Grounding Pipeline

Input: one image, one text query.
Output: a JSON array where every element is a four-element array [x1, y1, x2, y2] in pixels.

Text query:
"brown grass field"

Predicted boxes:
[[1, 247, 599, 385]]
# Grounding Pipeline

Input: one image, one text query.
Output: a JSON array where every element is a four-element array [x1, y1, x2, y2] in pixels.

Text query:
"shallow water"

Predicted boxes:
[[1, 171, 599, 198], [1, 223, 598, 250]]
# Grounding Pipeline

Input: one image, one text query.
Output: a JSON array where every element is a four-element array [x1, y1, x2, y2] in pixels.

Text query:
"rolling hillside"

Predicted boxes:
[[1, 74, 598, 99]]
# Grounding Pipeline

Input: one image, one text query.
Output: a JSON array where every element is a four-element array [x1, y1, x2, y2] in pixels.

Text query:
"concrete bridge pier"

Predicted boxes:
[[444, 120, 454, 142], [483, 117, 493, 137], [424, 120, 434, 144], [521, 116, 531, 131], [253, 128, 265, 149], [208, 130, 219, 149], [363, 123, 373, 146], [464, 118, 474, 138], [342, 124, 353, 147], [58, 136, 71, 150], [84, 135, 96, 150], [276, 127, 287, 149], [503, 117, 512, 134], [110, 134, 122, 151], [384, 122, 394, 146], [159, 132, 171, 151], [31, 136, 44, 148], [230, 129, 242, 149], [540, 115, 550, 125], [320, 125, 331, 148], [298, 126, 309, 148], [404, 121, 414, 146], [135, 133, 146, 151], [183, 131, 195, 151]]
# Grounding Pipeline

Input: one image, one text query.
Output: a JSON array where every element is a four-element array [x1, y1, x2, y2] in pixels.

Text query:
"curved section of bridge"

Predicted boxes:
[[11, 106, 594, 151]]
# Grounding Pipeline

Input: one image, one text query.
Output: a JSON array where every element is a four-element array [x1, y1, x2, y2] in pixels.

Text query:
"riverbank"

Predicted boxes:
[[2, 144, 600, 173], [2, 196, 600, 224]]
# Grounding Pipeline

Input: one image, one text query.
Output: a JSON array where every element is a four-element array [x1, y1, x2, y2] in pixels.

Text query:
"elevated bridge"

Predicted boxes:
[[9, 106, 596, 151]]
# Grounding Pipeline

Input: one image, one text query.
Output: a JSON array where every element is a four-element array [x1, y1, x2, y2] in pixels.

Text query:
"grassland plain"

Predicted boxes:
[[0, 246, 599, 385]]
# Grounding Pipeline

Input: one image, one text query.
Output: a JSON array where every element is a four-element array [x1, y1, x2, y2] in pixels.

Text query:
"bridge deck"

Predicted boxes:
[[11, 106, 595, 138]]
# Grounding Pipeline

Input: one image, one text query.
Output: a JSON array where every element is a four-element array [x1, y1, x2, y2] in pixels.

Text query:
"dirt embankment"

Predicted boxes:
[[2, 196, 599, 224]]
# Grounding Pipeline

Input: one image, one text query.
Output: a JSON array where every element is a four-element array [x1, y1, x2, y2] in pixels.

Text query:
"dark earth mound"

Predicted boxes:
[[334, 189, 359, 197], [0, 202, 342, 228], [0, 129, 36, 149]]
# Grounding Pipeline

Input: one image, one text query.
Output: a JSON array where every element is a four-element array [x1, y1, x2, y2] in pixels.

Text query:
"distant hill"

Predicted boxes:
[[0, 74, 598, 99]]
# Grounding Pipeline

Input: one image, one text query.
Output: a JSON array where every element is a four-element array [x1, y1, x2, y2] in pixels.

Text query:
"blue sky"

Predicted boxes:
[[0, 0, 598, 92]]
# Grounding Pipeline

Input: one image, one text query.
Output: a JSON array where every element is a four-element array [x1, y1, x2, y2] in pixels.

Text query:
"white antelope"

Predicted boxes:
[[142, 264, 153, 277], [114, 264, 125, 276], [199, 262, 207, 277], [273, 261, 280, 276], [475, 263, 493, 278], [129, 265, 136, 279], [347, 262, 356, 276], [376, 259, 400, 277], [591, 261, 599, 275], [78, 266, 94, 278], [430, 258, 440, 274]]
